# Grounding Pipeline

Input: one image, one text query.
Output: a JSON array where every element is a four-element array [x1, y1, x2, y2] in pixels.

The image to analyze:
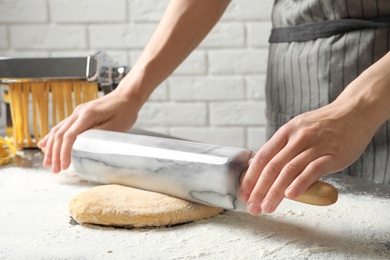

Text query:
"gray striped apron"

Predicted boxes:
[[266, 0, 390, 185]]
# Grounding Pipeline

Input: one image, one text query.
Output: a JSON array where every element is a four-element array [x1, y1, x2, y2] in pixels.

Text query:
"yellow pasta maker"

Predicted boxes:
[[0, 52, 129, 150]]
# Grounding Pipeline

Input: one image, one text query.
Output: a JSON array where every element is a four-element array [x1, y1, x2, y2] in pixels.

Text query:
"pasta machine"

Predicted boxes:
[[0, 52, 129, 149]]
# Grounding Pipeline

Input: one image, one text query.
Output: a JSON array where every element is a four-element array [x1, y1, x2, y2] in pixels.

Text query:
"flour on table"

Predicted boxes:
[[1, 167, 389, 260]]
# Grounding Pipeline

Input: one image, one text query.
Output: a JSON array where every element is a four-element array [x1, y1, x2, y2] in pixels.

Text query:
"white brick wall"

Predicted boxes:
[[0, 0, 48, 23], [11, 25, 87, 49], [0, 0, 274, 150], [169, 76, 245, 101], [50, 0, 127, 23]]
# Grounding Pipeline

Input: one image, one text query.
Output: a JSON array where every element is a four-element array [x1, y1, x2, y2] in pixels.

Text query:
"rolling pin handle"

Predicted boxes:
[[239, 170, 338, 206]]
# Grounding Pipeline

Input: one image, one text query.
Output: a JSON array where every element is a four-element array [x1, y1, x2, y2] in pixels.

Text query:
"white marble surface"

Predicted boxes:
[[71, 129, 255, 211]]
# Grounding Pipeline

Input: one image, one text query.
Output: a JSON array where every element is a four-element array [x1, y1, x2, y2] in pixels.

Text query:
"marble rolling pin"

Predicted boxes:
[[71, 129, 338, 212]]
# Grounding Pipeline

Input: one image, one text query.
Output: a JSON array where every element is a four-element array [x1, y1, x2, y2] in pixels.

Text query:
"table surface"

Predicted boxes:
[[1, 149, 389, 260]]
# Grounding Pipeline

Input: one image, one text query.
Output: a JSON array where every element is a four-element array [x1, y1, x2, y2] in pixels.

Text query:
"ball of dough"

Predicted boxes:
[[69, 185, 223, 228]]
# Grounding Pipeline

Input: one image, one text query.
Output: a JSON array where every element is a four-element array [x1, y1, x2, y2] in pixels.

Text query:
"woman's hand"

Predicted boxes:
[[38, 91, 141, 173], [239, 53, 390, 215], [240, 101, 375, 215]]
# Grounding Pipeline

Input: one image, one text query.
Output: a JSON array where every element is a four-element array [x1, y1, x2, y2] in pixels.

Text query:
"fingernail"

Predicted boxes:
[[239, 190, 250, 201], [285, 186, 296, 199], [248, 202, 261, 215], [52, 164, 59, 174], [261, 200, 273, 213], [61, 161, 69, 171]]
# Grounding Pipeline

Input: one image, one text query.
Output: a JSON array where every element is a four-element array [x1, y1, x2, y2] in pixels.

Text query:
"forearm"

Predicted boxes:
[[116, 0, 230, 108], [335, 51, 390, 129]]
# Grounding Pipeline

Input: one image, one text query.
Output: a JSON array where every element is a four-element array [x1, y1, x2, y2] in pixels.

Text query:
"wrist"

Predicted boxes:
[[336, 63, 390, 129], [359, 66, 390, 125], [113, 66, 153, 111]]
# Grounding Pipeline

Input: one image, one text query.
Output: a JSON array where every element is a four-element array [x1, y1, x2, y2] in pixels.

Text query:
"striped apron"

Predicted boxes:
[[266, 0, 390, 184]]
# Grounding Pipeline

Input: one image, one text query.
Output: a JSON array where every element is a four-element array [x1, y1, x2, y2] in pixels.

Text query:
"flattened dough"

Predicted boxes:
[[69, 185, 223, 228]]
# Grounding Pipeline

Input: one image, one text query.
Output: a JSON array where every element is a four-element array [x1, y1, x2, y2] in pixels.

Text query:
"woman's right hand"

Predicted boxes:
[[37, 90, 142, 174]]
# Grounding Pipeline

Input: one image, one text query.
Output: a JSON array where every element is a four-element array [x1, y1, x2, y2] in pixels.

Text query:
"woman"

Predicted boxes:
[[39, 0, 390, 216]]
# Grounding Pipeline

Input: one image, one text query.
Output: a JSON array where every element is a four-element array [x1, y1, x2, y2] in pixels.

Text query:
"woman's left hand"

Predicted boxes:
[[238, 66, 390, 215], [239, 101, 375, 215]]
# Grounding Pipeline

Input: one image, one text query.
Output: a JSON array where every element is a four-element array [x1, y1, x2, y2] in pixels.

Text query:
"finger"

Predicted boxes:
[[248, 158, 254, 166], [48, 119, 70, 173], [38, 113, 72, 149], [60, 112, 100, 170], [245, 143, 301, 215], [259, 148, 321, 213], [245, 136, 317, 216], [239, 130, 288, 202], [42, 126, 57, 168], [285, 155, 334, 199], [51, 132, 63, 173], [37, 134, 49, 149]]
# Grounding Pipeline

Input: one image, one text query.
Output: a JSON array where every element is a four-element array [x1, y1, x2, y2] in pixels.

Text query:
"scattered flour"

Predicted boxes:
[[0, 167, 389, 260]]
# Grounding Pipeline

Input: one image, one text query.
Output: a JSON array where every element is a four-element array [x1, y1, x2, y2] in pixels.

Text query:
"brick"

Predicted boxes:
[[208, 49, 268, 75], [89, 24, 156, 49], [200, 23, 245, 48], [0, 26, 7, 49], [222, 0, 274, 21], [246, 74, 266, 100], [136, 102, 207, 126], [247, 22, 273, 48], [247, 127, 267, 151], [130, 0, 168, 22], [210, 101, 266, 126], [0, 51, 50, 58], [50, 0, 127, 23], [170, 127, 245, 148], [10, 25, 87, 50], [169, 76, 244, 101], [0, 0, 47, 23]]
